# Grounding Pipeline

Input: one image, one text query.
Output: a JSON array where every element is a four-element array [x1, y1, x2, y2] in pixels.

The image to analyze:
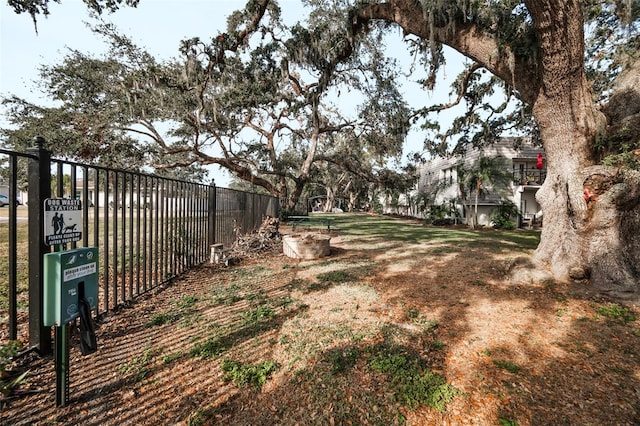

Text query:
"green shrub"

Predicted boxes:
[[430, 341, 445, 350], [241, 306, 276, 326], [491, 200, 519, 230], [190, 336, 230, 358], [1, 341, 28, 396], [147, 294, 199, 326], [492, 216, 516, 230], [0, 341, 20, 375], [221, 359, 278, 390], [119, 348, 158, 382], [368, 344, 460, 411], [148, 312, 176, 326], [597, 304, 637, 323], [602, 151, 640, 170], [327, 347, 360, 374], [316, 270, 354, 283], [493, 360, 521, 374]]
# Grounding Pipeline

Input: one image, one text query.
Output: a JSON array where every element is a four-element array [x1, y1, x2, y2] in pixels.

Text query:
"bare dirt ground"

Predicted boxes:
[[2, 214, 639, 425]]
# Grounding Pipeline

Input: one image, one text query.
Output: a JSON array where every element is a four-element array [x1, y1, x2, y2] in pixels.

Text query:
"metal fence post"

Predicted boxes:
[[8, 154, 18, 340], [207, 180, 216, 246], [27, 136, 52, 354]]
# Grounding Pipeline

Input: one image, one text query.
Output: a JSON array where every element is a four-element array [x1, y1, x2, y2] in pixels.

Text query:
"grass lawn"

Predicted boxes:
[[2, 213, 638, 425]]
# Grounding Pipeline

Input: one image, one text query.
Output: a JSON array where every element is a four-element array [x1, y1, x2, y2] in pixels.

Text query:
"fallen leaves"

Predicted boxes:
[[2, 218, 640, 425]]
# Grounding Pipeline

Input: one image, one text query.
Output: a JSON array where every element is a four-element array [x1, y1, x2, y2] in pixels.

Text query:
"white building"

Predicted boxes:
[[417, 137, 545, 227]]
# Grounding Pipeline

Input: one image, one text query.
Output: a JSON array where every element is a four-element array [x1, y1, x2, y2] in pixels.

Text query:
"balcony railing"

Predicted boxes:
[[513, 166, 547, 186]]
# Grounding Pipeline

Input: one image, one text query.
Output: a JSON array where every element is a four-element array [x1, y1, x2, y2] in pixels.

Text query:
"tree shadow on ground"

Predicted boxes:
[[3, 214, 638, 425], [336, 217, 640, 425]]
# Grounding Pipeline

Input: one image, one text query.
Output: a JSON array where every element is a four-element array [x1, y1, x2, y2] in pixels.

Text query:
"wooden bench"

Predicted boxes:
[[287, 216, 334, 232]]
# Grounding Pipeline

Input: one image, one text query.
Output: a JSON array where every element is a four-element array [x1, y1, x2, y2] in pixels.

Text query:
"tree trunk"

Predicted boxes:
[[348, 192, 357, 212], [353, 0, 640, 299], [470, 194, 476, 228], [532, 89, 640, 298], [462, 198, 474, 229], [524, 1, 640, 300], [531, 91, 596, 279], [325, 187, 336, 212]]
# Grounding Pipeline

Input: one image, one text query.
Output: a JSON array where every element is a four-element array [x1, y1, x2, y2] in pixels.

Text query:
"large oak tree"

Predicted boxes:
[[7, 0, 640, 299], [347, 0, 640, 300], [2, 1, 409, 204]]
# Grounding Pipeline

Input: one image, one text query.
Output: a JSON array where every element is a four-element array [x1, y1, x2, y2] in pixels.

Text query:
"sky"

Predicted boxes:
[[1, 0, 296, 186], [0, 0, 464, 186]]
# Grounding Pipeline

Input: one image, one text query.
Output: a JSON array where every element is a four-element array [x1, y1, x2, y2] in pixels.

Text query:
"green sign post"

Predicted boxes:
[[44, 247, 98, 326], [44, 247, 99, 407]]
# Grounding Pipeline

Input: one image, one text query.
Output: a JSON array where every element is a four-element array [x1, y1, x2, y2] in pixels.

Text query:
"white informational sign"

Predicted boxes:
[[63, 262, 97, 282], [44, 199, 82, 246]]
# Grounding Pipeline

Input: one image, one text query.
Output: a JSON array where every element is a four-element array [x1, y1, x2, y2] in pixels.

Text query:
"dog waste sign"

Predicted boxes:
[[44, 199, 82, 246]]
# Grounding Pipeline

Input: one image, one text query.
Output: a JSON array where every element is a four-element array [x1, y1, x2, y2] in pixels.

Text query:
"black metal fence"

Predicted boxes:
[[0, 141, 278, 354], [215, 187, 280, 245]]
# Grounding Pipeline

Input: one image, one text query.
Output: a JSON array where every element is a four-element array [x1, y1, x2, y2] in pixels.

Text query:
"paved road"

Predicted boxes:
[[0, 206, 29, 223], [0, 216, 28, 223]]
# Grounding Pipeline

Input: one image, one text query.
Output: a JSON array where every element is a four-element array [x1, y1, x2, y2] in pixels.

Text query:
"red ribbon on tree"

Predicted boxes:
[[536, 153, 544, 169]]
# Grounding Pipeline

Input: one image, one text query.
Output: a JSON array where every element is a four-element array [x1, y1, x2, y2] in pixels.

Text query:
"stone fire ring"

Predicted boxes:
[[283, 233, 331, 260]]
